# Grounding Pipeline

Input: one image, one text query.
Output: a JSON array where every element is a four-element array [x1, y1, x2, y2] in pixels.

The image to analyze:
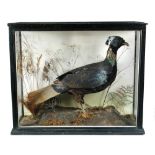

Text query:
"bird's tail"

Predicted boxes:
[[23, 85, 60, 115]]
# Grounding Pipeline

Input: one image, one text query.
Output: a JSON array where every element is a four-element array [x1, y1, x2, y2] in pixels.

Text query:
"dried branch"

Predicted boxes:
[[117, 46, 129, 62], [105, 85, 134, 114]]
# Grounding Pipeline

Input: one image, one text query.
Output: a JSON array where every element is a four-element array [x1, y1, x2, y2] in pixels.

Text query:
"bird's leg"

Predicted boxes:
[[79, 96, 85, 114], [72, 93, 85, 112], [77, 95, 85, 112], [72, 93, 93, 118]]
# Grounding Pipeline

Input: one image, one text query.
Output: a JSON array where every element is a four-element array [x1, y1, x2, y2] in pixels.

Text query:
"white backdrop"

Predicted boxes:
[[19, 31, 135, 115], [0, 0, 154, 155]]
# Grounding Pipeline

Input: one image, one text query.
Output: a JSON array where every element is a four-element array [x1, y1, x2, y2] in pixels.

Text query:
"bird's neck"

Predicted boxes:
[[106, 47, 117, 66]]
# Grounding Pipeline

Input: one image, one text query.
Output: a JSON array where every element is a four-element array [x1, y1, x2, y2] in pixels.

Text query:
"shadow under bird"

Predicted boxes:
[[24, 36, 129, 115]]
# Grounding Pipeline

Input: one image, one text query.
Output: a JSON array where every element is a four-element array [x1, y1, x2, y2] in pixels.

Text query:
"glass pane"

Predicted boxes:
[[15, 31, 141, 127]]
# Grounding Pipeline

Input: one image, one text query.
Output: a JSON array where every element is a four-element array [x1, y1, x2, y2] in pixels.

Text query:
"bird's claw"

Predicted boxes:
[[80, 103, 89, 118]]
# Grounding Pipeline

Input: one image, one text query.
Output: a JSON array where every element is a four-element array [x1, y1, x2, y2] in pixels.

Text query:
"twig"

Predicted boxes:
[[102, 85, 111, 106], [117, 46, 129, 62]]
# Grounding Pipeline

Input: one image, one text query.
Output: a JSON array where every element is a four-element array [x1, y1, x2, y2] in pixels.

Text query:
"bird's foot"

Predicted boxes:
[[80, 103, 89, 118], [80, 111, 94, 119], [81, 112, 88, 118]]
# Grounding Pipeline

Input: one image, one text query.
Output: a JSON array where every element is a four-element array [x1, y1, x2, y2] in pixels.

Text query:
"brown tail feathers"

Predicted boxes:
[[23, 85, 60, 115]]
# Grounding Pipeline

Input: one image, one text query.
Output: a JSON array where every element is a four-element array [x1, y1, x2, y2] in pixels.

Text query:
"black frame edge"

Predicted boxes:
[[8, 22, 147, 31], [11, 127, 145, 135], [137, 26, 146, 130], [9, 27, 18, 129]]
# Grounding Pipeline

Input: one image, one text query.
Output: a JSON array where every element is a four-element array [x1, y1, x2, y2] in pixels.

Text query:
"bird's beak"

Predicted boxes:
[[122, 42, 129, 46]]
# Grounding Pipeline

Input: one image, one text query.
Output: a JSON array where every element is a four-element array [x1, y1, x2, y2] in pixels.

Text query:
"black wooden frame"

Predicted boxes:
[[8, 22, 147, 135]]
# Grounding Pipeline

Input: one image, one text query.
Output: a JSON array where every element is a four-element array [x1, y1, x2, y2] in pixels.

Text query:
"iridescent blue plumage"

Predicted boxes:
[[53, 36, 128, 99]]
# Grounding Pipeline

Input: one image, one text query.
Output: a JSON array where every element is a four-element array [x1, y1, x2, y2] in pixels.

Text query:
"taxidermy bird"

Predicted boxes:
[[24, 36, 129, 115]]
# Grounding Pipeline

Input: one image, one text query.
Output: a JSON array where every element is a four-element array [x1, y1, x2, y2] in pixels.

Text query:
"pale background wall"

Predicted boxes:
[[0, 1, 154, 155], [19, 31, 135, 115]]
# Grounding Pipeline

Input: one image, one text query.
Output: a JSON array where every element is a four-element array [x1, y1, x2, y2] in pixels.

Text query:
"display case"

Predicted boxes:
[[8, 22, 147, 135]]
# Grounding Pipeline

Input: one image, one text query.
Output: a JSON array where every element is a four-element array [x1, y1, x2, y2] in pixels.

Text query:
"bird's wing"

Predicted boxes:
[[58, 61, 113, 89], [57, 63, 95, 81]]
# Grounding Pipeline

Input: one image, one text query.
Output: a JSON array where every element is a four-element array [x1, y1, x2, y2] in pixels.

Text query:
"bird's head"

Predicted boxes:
[[105, 36, 129, 50]]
